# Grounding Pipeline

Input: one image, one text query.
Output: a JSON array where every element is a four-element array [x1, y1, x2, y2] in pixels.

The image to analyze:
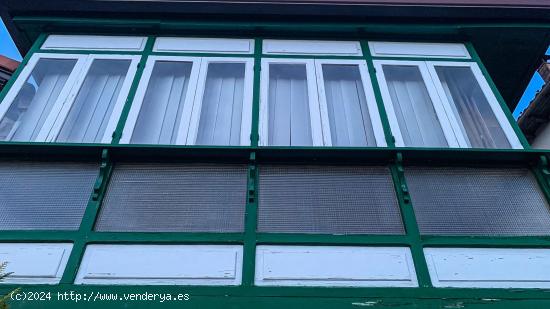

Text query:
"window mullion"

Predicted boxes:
[[423, 61, 470, 148], [416, 61, 461, 148], [175, 57, 204, 145], [306, 59, 324, 146], [313, 59, 333, 146]]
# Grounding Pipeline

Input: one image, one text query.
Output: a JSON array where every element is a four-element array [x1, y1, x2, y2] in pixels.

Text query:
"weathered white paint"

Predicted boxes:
[[42, 35, 147, 51], [75, 245, 243, 285], [368, 42, 470, 59], [154, 37, 254, 54], [255, 246, 418, 287], [0, 243, 72, 284], [425, 248, 550, 288], [263, 40, 362, 56]]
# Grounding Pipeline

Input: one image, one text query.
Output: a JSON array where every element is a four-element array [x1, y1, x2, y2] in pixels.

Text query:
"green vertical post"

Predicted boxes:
[[389, 153, 432, 287], [360, 40, 396, 148], [111, 36, 155, 144], [242, 152, 258, 286], [60, 148, 114, 283], [250, 38, 263, 147]]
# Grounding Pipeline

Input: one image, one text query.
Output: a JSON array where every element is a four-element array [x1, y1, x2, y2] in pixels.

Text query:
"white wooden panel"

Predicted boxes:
[[42, 35, 147, 51], [369, 42, 470, 59], [263, 40, 362, 56], [425, 248, 550, 288], [255, 246, 417, 287], [75, 245, 243, 285], [0, 243, 72, 284], [154, 37, 254, 54]]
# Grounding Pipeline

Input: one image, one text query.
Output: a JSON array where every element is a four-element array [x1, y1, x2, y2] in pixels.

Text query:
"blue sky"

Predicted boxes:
[[0, 19, 548, 118]]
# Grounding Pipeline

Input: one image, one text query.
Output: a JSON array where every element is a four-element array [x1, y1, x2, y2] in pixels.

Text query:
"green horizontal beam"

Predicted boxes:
[[87, 232, 244, 243]]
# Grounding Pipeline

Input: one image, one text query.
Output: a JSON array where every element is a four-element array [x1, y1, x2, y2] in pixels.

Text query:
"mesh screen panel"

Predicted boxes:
[[405, 167, 550, 236], [95, 163, 247, 232], [258, 165, 404, 234], [0, 161, 98, 230]]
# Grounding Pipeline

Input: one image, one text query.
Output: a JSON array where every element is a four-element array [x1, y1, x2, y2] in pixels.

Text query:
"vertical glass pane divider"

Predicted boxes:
[[242, 151, 258, 286], [360, 40, 395, 148], [60, 148, 114, 284], [250, 38, 263, 147], [389, 152, 432, 288], [0, 33, 48, 104], [110, 36, 155, 145], [465, 42, 531, 149]]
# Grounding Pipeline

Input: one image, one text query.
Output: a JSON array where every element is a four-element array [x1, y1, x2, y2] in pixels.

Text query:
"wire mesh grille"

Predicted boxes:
[[405, 167, 550, 236], [0, 161, 98, 230], [95, 163, 247, 232], [258, 165, 404, 234]]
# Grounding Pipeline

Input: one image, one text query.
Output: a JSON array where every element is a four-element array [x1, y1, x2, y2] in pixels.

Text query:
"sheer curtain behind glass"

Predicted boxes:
[[195, 63, 245, 145], [268, 64, 312, 146], [383, 65, 448, 147], [131, 61, 192, 144], [0, 59, 76, 141], [435, 66, 511, 149], [57, 59, 131, 143], [322, 64, 376, 146]]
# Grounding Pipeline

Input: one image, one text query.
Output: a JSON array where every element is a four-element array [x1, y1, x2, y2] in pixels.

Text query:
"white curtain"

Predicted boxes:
[[436, 66, 511, 149], [0, 59, 76, 141], [322, 64, 376, 147], [195, 63, 245, 145], [57, 59, 130, 143], [383, 65, 448, 147], [131, 61, 192, 144], [268, 64, 312, 146]]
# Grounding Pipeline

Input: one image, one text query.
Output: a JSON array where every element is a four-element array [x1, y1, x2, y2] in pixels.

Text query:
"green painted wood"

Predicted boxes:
[[361, 40, 396, 148], [110, 36, 155, 144]]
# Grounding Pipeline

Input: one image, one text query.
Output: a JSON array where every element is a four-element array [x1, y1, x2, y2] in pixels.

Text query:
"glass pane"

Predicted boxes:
[[0, 58, 77, 141], [435, 66, 511, 149], [130, 61, 193, 144], [196, 63, 245, 145], [258, 165, 404, 235], [0, 161, 98, 230], [406, 167, 550, 236], [95, 163, 247, 232], [57, 59, 131, 143], [382, 65, 448, 147], [268, 64, 312, 146], [322, 64, 376, 146]]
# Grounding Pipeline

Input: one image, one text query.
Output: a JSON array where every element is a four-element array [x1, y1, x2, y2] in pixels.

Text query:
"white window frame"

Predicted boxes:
[[376, 59, 522, 149], [314, 59, 387, 147], [186, 57, 254, 146], [426, 61, 523, 149], [38, 54, 140, 143], [259, 58, 323, 146], [120, 56, 202, 145], [375, 59, 488, 148], [0, 53, 88, 142], [121, 56, 254, 146]]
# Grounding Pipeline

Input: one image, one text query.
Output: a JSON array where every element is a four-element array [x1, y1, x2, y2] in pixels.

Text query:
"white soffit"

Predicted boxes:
[[263, 40, 363, 56], [425, 248, 550, 288], [42, 35, 147, 51], [75, 244, 243, 285], [255, 246, 418, 287], [154, 37, 254, 54], [369, 41, 471, 59], [0, 243, 73, 284]]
